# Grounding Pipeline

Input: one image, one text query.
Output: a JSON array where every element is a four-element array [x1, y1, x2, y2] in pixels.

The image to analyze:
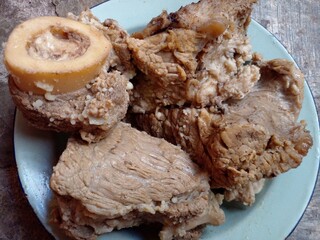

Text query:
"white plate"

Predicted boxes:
[[14, 0, 320, 239]]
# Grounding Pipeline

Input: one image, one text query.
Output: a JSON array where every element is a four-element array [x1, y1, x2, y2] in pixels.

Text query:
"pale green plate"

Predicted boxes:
[[14, 0, 320, 239]]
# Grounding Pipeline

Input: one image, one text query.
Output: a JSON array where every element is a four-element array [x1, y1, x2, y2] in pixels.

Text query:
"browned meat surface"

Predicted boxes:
[[9, 69, 129, 143], [9, 11, 135, 143], [128, 0, 260, 113], [224, 179, 266, 205], [50, 122, 225, 240], [70, 10, 136, 80], [132, 59, 313, 205]]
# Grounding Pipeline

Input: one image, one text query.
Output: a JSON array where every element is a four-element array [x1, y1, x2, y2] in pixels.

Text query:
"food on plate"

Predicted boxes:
[[6, 11, 135, 143], [128, 0, 313, 205], [6, 0, 314, 238], [4, 16, 111, 94], [132, 59, 313, 205], [128, 0, 260, 113], [50, 122, 225, 240]]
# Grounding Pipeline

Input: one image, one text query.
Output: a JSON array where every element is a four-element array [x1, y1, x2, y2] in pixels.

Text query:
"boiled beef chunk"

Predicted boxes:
[[132, 59, 313, 205], [9, 10, 135, 143], [50, 122, 224, 240], [128, 0, 260, 113]]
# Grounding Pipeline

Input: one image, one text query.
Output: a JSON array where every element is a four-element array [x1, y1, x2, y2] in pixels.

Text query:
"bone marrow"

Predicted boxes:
[[4, 16, 112, 94], [6, 12, 135, 142]]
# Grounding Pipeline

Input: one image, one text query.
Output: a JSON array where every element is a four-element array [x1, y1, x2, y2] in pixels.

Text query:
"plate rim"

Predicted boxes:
[[247, 20, 320, 238], [242, 20, 320, 239], [11, 0, 320, 239]]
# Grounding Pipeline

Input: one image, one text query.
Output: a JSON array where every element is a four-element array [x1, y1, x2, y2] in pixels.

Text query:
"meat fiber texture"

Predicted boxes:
[[9, 10, 135, 143], [50, 122, 225, 240], [133, 59, 313, 205], [126, 0, 313, 205], [128, 0, 260, 113]]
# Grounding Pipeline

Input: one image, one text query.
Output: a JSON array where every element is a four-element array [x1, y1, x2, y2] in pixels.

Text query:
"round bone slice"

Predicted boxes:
[[4, 16, 112, 94]]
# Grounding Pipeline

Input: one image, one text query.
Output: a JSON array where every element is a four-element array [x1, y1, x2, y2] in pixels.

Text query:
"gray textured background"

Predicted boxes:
[[0, 0, 319, 239]]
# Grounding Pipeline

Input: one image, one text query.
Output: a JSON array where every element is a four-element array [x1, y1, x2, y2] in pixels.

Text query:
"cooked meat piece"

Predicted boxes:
[[131, 10, 172, 39], [69, 10, 136, 80], [133, 0, 255, 38], [128, 0, 260, 113], [9, 70, 128, 143], [50, 122, 225, 240], [223, 179, 266, 205], [9, 11, 135, 143], [132, 59, 313, 205]]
